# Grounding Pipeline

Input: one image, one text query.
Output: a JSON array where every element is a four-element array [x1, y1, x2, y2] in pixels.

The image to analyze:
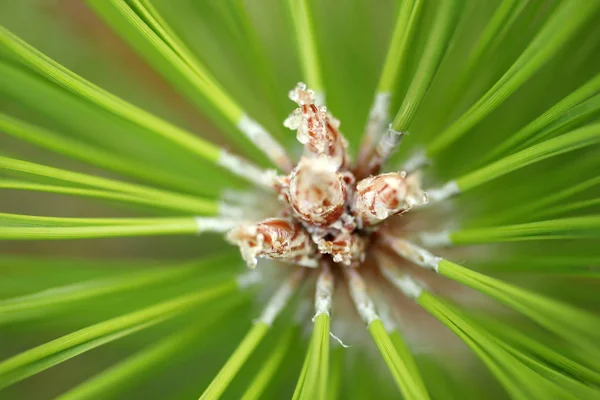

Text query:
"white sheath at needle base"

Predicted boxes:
[[237, 114, 292, 172], [218, 149, 278, 188], [314, 264, 334, 318], [384, 237, 442, 272], [195, 217, 243, 233], [257, 270, 304, 327], [346, 268, 380, 326], [425, 181, 460, 203]]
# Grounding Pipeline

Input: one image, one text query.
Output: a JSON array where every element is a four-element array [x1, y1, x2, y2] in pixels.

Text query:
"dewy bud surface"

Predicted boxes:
[[228, 83, 426, 269], [288, 156, 347, 226], [354, 172, 428, 229], [284, 82, 349, 169], [227, 217, 318, 268]]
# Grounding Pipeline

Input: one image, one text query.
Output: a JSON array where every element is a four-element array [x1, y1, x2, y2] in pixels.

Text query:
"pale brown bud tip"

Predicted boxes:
[[284, 82, 349, 169], [226, 218, 319, 268], [354, 172, 428, 229], [317, 233, 368, 266], [287, 156, 347, 226]]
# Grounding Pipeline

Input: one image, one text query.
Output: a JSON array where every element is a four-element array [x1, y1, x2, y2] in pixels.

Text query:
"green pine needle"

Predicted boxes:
[[0, 180, 198, 214], [0, 255, 234, 318], [199, 322, 270, 400], [286, 0, 324, 94], [485, 72, 600, 162], [0, 216, 201, 240], [376, 0, 423, 94], [0, 280, 237, 389], [438, 260, 600, 357], [368, 319, 430, 400], [241, 326, 295, 400], [448, 215, 600, 244], [0, 25, 222, 165], [475, 176, 600, 225], [56, 297, 244, 400], [0, 113, 207, 194], [427, 0, 600, 156], [391, 0, 459, 132], [456, 124, 600, 192], [0, 156, 218, 215], [292, 313, 330, 400], [418, 292, 599, 399], [1, 1, 600, 398]]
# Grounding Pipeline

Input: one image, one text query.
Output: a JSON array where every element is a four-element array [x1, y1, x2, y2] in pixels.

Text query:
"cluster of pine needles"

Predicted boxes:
[[1, 0, 600, 399]]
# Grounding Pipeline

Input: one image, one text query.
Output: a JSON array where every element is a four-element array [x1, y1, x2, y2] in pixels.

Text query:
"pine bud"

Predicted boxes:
[[284, 82, 349, 169], [286, 156, 347, 226], [354, 172, 428, 229], [227, 218, 318, 268], [317, 232, 368, 266]]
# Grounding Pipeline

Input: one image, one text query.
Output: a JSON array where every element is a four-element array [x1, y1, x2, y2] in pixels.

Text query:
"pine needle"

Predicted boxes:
[[285, 0, 324, 96], [485, 72, 600, 162], [388, 329, 424, 393], [0, 255, 234, 318], [346, 268, 429, 400], [89, 0, 291, 170], [0, 113, 208, 195], [0, 180, 197, 214], [532, 198, 600, 220], [56, 297, 245, 400], [216, 0, 287, 121], [474, 255, 600, 277], [200, 271, 303, 400], [428, 0, 529, 135], [390, 0, 459, 132], [455, 123, 600, 193], [368, 319, 430, 400], [518, 94, 600, 150], [376, 0, 423, 94], [427, 0, 600, 156], [292, 313, 330, 400], [448, 216, 600, 244], [200, 322, 269, 400], [475, 176, 600, 225], [0, 280, 237, 389], [384, 240, 600, 363], [0, 214, 243, 240], [0, 213, 173, 227], [326, 346, 344, 400], [358, 0, 423, 165], [0, 63, 231, 192], [476, 316, 600, 386], [418, 292, 598, 399], [0, 217, 194, 239], [437, 260, 600, 357], [0, 25, 223, 166], [0, 156, 218, 215], [241, 326, 295, 400], [293, 339, 312, 400]]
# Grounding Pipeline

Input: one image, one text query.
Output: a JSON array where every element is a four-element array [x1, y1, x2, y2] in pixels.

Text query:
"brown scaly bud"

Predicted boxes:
[[227, 218, 319, 268], [284, 156, 347, 226], [284, 83, 349, 169], [353, 171, 428, 229], [317, 232, 368, 266]]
